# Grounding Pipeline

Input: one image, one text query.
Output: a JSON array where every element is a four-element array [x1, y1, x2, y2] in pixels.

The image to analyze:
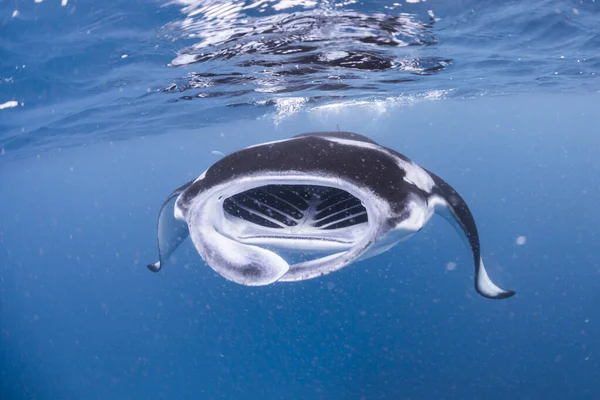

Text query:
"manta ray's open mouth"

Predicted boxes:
[[220, 184, 370, 252]]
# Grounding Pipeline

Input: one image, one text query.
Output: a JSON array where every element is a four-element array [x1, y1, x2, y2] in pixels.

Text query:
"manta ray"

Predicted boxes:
[[148, 131, 515, 300]]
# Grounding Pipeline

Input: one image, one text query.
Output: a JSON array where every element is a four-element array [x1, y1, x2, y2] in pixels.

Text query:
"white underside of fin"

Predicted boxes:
[[476, 257, 514, 299], [429, 195, 514, 299], [148, 185, 192, 272], [148, 261, 161, 272], [476, 258, 511, 298]]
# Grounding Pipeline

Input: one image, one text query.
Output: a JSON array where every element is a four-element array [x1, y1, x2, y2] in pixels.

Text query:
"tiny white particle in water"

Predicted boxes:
[[516, 236, 526, 245], [554, 355, 563, 363], [12, 10, 19, 17], [0, 100, 18, 110], [121, 54, 128, 59], [446, 262, 457, 271], [61, 0, 68, 5], [572, 8, 579, 15], [211, 150, 225, 157], [406, 0, 420, 2], [34, 0, 43, 3], [1, 148, 4, 155], [560, 55, 565, 59], [585, 319, 590, 323]]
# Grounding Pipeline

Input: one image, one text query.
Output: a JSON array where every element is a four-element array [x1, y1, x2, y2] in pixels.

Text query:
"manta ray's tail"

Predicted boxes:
[[426, 171, 515, 300]]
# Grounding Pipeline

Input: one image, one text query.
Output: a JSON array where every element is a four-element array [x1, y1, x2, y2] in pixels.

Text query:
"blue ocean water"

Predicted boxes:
[[1, 0, 600, 399]]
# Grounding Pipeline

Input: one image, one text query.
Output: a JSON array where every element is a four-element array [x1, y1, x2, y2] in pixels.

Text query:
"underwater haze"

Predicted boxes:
[[1, 0, 600, 399]]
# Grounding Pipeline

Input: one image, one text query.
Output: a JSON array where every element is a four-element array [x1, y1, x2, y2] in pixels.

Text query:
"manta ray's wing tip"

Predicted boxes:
[[476, 258, 515, 300], [147, 261, 162, 273], [479, 288, 516, 300]]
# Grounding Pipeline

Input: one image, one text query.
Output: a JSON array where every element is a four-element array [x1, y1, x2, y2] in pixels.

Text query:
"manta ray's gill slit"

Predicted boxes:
[[272, 186, 310, 210], [314, 196, 363, 221], [313, 206, 368, 229], [319, 213, 369, 230], [223, 198, 287, 229], [245, 189, 304, 220], [228, 194, 297, 227], [285, 186, 314, 204], [269, 192, 307, 219], [222, 184, 369, 230], [315, 190, 352, 211]]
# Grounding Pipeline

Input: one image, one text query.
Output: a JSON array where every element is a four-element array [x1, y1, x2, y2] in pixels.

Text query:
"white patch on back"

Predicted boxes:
[[321, 136, 434, 193], [322, 137, 378, 150], [243, 137, 300, 150], [193, 169, 208, 183], [401, 162, 434, 193]]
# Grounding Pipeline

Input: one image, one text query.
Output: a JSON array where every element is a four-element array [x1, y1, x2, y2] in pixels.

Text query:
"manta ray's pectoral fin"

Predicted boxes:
[[427, 171, 515, 300], [147, 181, 194, 273]]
